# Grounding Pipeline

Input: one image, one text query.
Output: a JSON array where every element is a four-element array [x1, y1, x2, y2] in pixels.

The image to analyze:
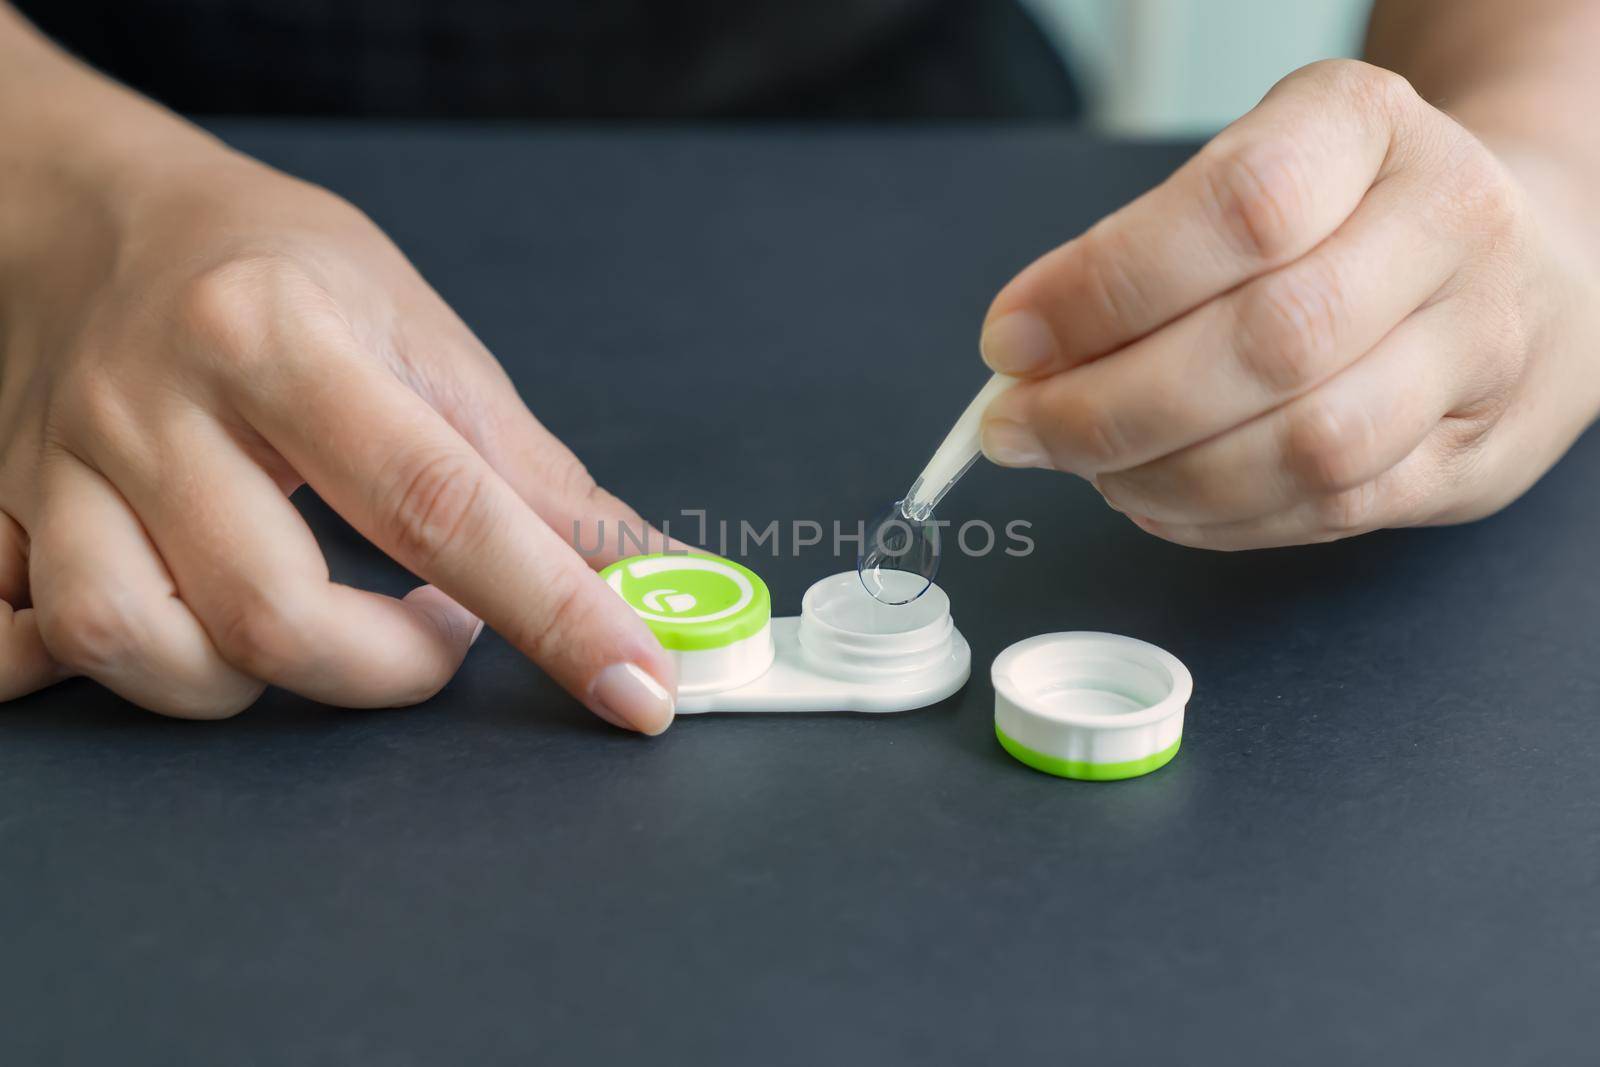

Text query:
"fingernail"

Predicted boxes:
[[980, 310, 1058, 374], [470, 619, 485, 645], [591, 663, 675, 736], [981, 418, 1051, 468]]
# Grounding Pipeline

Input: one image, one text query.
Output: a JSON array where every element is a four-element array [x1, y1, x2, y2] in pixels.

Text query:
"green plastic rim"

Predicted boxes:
[[600, 553, 771, 652], [994, 724, 1181, 781]]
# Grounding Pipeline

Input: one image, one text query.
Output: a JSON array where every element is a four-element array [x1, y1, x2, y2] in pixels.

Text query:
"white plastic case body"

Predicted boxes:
[[677, 572, 970, 714]]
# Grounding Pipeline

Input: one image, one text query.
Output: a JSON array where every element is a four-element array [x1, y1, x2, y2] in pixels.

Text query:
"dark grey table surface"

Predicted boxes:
[[3, 125, 1597, 1066]]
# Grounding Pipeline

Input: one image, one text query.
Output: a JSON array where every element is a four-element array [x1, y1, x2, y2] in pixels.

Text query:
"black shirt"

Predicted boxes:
[[16, 0, 1081, 119]]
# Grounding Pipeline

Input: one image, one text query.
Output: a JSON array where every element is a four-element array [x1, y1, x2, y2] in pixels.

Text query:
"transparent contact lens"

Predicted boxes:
[[856, 373, 1021, 606], [856, 500, 941, 605]]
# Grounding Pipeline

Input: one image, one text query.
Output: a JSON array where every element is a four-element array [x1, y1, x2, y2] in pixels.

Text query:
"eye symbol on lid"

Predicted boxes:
[[642, 588, 699, 615]]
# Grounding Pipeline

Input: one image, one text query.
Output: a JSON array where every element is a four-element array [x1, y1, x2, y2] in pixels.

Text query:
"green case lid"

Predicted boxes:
[[600, 553, 771, 651]]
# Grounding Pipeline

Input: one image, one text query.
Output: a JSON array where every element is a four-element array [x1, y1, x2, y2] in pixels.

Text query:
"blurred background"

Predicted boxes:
[[18, 0, 1370, 131], [1032, 0, 1366, 134]]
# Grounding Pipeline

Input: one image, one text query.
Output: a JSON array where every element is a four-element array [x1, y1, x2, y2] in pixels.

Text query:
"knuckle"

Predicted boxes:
[[142, 673, 262, 722], [1201, 139, 1312, 263], [1323, 59, 1418, 116], [1314, 481, 1382, 533], [1440, 138, 1525, 244], [549, 451, 599, 505], [1098, 469, 1194, 522], [1284, 401, 1377, 494], [1078, 224, 1153, 327], [513, 573, 592, 666], [53, 368, 138, 451], [380, 448, 493, 570], [173, 255, 329, 373], [161, 689, 258, 722], [1170, 475, 1228, 519], [38, 578, 263, 719], [1049, 390, 1129, 471], [39, 586, 147, 675], [1476, 292, 1533, 391], [208, 585, 318, 681], [175, 257, 283, 343], [1237, 261, 1346, 393]]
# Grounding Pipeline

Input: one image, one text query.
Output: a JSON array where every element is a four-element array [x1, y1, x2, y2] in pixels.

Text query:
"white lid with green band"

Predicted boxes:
[[600, 553, 776, 695], [993, 632, 1190, 781]]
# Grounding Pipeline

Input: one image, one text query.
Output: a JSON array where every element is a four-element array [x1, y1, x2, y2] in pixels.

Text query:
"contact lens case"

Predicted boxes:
[[602, 553, 1191, 781], [599, 553, 970, 713]]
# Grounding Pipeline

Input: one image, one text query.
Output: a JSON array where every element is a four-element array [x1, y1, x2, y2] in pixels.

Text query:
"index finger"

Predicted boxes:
[[235, 329, 677, 734], [980, 60, 1424, 377]]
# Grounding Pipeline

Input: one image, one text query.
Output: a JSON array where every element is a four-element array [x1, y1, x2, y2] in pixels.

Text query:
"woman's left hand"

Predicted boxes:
[[979, 59, 1600, 549]]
